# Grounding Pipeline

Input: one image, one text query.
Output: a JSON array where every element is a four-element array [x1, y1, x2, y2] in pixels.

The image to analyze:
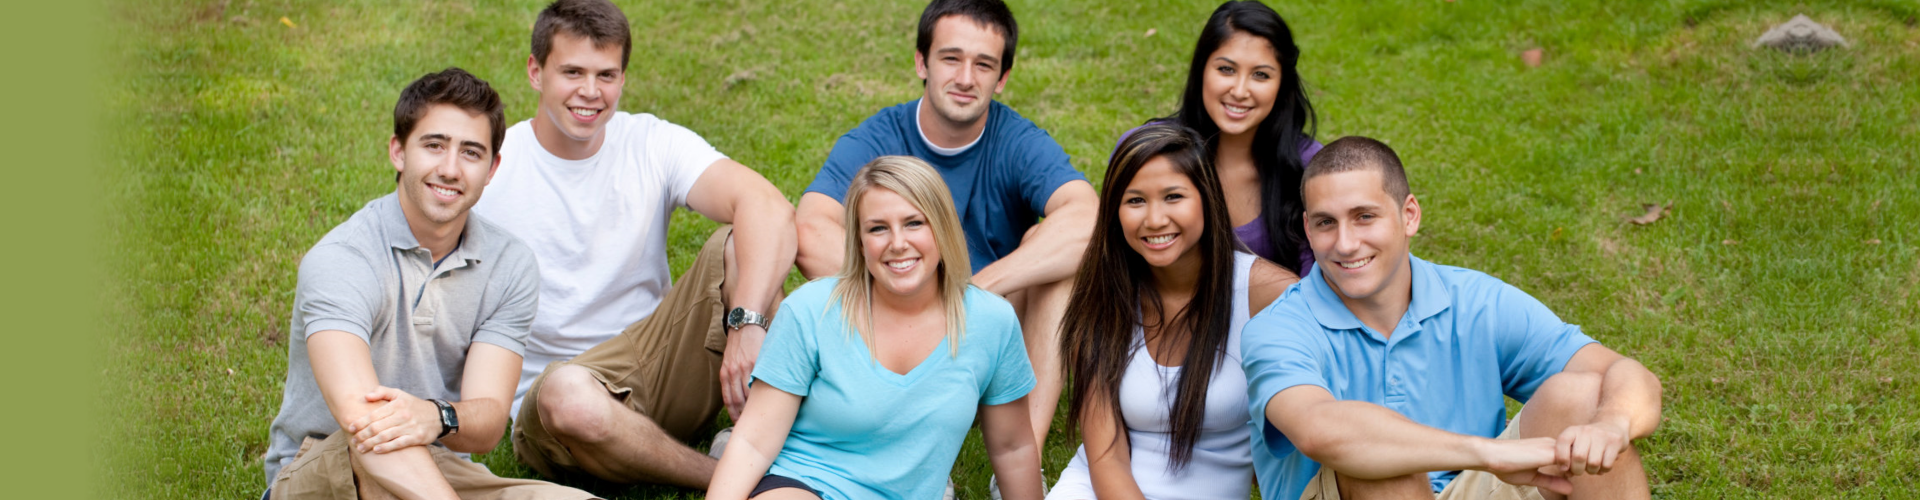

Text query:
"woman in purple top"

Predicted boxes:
[[1125, 1, 1321, 275]]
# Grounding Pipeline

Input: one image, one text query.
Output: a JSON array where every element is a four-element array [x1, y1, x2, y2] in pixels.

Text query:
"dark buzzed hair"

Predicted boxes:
[[532, 0, 632, 69], [1302, 136, 1411, 203], [393, 67, 506, 156], [916, 0, 1019, 77]]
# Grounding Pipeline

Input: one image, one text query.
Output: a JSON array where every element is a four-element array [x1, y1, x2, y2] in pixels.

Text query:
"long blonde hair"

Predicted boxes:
[[832, 156, 972, 357]]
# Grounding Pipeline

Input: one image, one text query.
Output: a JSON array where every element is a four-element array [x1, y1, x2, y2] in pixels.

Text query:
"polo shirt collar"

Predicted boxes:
[[375, 192, 486, 266], [1301, 254, 1453, 332]]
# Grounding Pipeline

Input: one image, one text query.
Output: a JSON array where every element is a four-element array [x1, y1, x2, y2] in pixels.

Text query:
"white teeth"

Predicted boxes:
[[888, 259, 916, 270], [1224, 104, 1251, 113], [1145, 235, 1175, 245], [1339, 258, 1370, 269], [431, 186, 458, 197], [571, 108, 599, 117]]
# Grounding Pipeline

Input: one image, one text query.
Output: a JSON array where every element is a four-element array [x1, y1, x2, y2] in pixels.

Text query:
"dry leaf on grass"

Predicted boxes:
[[1145, 28, 1156, 37], [280, 16, 296, 28], [1522, 48, 1543, 67], [1721, 239, 1739, 245], [1628, 201, 1672, 225], [724, 69, 756, 90], [1865, 238, 1882, 245]]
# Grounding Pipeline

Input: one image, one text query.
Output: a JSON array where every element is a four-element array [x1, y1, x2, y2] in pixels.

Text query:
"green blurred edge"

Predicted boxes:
[[0, 0, 105, 497]]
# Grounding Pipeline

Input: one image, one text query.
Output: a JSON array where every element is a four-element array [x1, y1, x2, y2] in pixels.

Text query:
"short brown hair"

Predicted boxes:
[[393, 67, 505, 156], [916, 0, 1019, 77], [1301, 136, 1410, 203], [531, 0, 632, 69]]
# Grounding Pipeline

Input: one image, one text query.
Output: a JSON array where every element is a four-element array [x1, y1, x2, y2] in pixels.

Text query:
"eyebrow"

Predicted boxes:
[[1307, 203, 1384, 219], [1211, 56, 1276, 71], [936, 47, 999, 65], [1124, 185, 1190, 195], [417, 133, 490, 154]]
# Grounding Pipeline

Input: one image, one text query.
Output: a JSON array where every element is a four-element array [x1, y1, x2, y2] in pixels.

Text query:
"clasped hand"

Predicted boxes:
[[345, 386, 440, 455], [1482, 420, 1633, 495]]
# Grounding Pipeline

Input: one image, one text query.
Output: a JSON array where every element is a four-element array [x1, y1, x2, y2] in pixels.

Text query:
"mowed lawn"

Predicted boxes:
[[101, 0, 1917, 498]]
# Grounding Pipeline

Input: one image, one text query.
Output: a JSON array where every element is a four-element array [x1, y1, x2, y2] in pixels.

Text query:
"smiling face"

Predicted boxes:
[[914, 15, 1009, 132], [1119, 156, 1207, 273], [859, 187, 944, 302], [390, 103, 499, 230], [528, 32, 624, 158], [1302, 169, 1421, 306], [1202, 32, 1282, 141]]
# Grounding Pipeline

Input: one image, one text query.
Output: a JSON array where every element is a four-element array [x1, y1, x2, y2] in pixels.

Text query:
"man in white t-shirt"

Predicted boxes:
[[474, 0, 796, 488]]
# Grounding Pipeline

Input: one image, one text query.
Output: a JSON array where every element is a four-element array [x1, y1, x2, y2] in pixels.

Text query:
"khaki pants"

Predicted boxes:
[[1299, 414, 1545, 500], [268, 431, 596, 500], [511, 227, 757, 479]]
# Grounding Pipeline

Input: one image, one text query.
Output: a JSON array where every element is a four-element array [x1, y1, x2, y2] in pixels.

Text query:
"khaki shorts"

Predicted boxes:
[[268, 431, 596, 500], [1300, 413, 1545, 500], [511, 227, 742, 479]]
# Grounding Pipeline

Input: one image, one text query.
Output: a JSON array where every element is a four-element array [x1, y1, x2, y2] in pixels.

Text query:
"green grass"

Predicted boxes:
[[101, 0, 1917, 498]]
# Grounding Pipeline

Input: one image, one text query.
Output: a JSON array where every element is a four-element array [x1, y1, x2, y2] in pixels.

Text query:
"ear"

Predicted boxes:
[[389, 136, 407, 173], [527, 54, 543, 92], [913, 51, 929, 81], [991, 67, 1010, 95], [1401, 193, 1422, 237]]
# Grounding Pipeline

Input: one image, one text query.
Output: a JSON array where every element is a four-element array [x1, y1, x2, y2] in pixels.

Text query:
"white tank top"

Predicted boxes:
[[1048, 252, 1257, 500]]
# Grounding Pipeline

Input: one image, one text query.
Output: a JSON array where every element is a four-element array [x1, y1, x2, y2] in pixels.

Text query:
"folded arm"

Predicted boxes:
[[972, 181, 1096, 296], [1265, 385, 1564, 487], [308, 331, 458, 500], [687, 158, 799, 416], [794, 192, 847, 280]]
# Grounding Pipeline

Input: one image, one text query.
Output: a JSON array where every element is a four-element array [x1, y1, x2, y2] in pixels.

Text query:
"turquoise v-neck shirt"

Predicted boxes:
[[1243, 255, 1596, 499], [752, 278, 1036, 500]]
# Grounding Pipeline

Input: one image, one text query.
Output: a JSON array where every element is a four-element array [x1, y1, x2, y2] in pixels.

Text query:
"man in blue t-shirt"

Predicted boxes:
[[1243, 137, 1663, 500], [795, 0, 1095, 450]]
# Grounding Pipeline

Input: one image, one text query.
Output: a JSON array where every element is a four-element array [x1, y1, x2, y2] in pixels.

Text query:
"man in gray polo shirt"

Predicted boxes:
[[262, 68, 594, 500]]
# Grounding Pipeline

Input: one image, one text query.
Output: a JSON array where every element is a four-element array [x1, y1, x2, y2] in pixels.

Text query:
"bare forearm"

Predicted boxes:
[[729, 192, 797, 313], [350, 445, 458, 500], [794, 194, 847, 279], [974, 212, 1092, 295], [439, 397, 506, 453], [1594, 359, 1662, 440], [986, 439, 1044, 500], [1280, 400, 1487, 479]]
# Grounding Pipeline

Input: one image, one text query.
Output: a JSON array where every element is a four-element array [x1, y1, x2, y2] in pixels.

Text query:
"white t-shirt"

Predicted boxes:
[[1048, 252, 1257, 500], [472, 112, 724, 409]]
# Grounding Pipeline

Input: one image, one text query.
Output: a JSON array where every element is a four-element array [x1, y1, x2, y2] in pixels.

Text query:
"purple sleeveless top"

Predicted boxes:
[[1115, 124, 1324, 272]]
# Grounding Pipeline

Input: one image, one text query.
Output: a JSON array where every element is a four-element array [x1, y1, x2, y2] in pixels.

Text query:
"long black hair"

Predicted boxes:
[[1161, 0, 1316, 275], [1062, 123, 1239, 472]]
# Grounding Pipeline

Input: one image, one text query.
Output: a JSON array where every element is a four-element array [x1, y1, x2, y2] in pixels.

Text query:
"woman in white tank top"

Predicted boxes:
[[1052, 124, 1298, 499]]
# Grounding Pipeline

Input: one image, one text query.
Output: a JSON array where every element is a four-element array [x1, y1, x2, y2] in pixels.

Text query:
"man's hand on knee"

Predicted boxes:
[[1554, 418, 1631, 477], [1478, 436, 1573, 496], [348, 386, 441, 454]]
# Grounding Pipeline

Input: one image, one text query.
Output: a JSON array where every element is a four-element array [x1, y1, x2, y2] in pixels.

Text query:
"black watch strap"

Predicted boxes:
[[428, 399, 458, 439]]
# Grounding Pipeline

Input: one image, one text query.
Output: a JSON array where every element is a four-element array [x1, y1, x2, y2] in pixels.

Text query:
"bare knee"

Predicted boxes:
[[537, 366, 618, 444], [1335, 471, 1432, 500], [1530, 371, 1604, 419]]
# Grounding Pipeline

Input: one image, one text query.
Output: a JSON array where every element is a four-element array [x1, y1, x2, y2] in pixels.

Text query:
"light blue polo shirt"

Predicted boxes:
[[752, 278, 1036, 500], [1242, 255, 1596, 499]]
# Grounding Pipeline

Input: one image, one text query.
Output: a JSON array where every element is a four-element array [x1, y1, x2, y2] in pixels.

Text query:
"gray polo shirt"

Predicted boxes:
[[263, 193, 539, 484]]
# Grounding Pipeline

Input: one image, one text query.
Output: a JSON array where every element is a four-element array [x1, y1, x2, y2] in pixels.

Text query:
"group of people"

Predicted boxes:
[[261, 0, 1665, 499]]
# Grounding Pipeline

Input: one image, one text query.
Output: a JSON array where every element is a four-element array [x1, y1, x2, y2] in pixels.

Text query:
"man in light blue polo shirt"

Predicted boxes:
[[1243, 136, 1664, 500]]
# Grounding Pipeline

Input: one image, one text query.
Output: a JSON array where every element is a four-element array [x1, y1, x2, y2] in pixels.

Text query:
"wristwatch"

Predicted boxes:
[[428, 399, 459, 439], [725, 307, 771, 332]]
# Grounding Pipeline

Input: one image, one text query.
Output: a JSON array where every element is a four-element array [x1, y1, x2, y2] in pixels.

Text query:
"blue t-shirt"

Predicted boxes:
[[1242, 255, 1597, 499], [806, 99, 1085, 273], [752, 278, 1037, 500]]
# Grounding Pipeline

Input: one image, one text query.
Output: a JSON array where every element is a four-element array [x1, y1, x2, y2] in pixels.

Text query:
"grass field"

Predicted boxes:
[[100, 0, 1919, 498]]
